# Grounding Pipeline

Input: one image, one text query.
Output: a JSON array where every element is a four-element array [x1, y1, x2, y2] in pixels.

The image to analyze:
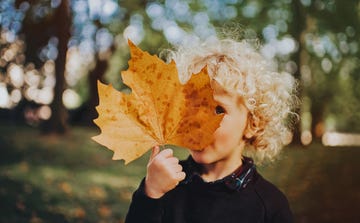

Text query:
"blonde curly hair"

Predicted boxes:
[[167, 37, 298, 164]]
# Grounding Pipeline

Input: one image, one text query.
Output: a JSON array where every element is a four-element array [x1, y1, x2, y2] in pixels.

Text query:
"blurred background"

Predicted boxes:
[[0, 0, 359, 222]]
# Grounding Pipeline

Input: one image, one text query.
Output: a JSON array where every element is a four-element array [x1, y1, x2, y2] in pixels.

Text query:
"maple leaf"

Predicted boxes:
[[92, 40, 223, 164]]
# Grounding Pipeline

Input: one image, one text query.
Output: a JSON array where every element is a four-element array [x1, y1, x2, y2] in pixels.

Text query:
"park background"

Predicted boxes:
[[0, 0, 359, 222]]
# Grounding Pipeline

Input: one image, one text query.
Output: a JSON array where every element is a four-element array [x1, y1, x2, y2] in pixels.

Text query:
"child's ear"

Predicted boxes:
[[243, 126, 256, 140], [244, 130, 254, 139], [243, 113, 261, 140], [243, 127, 256, 145], [244, 113, 254, 139]]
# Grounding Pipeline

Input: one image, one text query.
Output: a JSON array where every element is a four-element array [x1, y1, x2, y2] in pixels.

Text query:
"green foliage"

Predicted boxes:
[[0, 125, 145, 222], [0, 125, 359, 222], [1, 0, 360, 132]]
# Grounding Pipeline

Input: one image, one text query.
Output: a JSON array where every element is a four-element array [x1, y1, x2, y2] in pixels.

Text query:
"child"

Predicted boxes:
[[125, 37, 297, 223]]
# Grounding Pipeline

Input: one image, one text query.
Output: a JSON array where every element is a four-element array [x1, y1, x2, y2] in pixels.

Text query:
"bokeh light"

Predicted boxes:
[[301, 130, 313, 146], [8, 63, 24, 88], [123, 14, 144, 44], [322, 132, 360, 146], [38, 105, 51, 120], [0, 83, 10, 108], [63, 88, 81, 109]]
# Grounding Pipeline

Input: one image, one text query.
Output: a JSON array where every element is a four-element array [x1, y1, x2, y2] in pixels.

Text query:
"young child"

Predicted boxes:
[[125, 37, 297, 223]]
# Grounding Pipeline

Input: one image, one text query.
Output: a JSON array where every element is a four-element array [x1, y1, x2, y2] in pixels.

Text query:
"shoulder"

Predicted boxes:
[[253, 172, 293, 222], [254, 173, 288, 204]]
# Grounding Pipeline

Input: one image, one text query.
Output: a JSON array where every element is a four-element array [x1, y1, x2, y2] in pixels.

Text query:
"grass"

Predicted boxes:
[[0, 124, 359, 223]]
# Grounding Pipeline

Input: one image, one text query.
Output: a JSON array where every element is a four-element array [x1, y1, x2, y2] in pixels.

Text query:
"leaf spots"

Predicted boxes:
[[130, 66, 137, 73], [131, 50, 143, 60], [185, 90, 199, 99], [167, 117, 174, 124], [186, 138, 197, 147], [146, 63, 157, 72], [201, 98, 209, 106], [146, 79, 154, 85], [191, 121, 201, 129]]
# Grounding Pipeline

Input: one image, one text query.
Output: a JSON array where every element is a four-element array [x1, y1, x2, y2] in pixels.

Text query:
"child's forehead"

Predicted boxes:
[[213, 90, 238, 105], [211, 80, 243, 105]]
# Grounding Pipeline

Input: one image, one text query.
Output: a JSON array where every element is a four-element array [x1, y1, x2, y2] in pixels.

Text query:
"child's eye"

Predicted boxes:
[[215, 105, 225, 114]]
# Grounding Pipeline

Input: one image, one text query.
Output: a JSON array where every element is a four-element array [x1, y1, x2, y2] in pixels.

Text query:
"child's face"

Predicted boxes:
[[190, 83, 249, 165]]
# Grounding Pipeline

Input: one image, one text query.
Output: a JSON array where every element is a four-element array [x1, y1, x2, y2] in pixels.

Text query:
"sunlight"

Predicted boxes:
[[146, 2, 164, 19], [123, 14, 144, 44], [24, 86, 37, 101], [102, 1, 118, 17], [3, 48, 16, 61], [38, 105, 51, 120], [261, 36, 297, 59], [63, 88, 81, 109], [66, 47, 90, 87], [37, 87, 53, 105], [88, 0, 118, 19], [242, 2, 260, 18], [43, 60, 55, 75], [25, 69, 41, 88], [8, 63, 24, 88], [0, 83, 10, 108], [95, 28, 113, 52], [10, 89, 22, 104], [164, 24, 186, 44], [321, 58, 332, 73], [301, 130, 313, 146], [322, 132, 360, 146], [1, 30, 16, 43], [123, 25, 144, 44], [262, 25, 279, 41]]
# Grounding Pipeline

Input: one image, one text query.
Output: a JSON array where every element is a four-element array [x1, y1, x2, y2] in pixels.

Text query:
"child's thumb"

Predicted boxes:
[[149, 145, 160, 161]]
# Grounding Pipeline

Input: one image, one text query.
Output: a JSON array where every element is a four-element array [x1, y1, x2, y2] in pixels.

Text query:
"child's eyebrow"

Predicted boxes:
[[213, 94, 234, 106]]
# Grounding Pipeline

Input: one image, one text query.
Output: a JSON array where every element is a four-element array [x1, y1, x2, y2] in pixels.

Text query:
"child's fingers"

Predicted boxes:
[[167, 157, 179, 164], [149, 145, 160, 161], [159, 148, 173, 158], [176, 171, 186, 181], [172, 164, 183, 173], [149, 147, 175, 162]]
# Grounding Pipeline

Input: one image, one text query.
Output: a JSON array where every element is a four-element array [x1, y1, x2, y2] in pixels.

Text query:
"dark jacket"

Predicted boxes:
[[125, 156, 293, 223]]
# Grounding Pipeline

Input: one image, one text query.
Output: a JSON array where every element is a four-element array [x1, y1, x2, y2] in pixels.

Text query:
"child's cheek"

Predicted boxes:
[[212, 126, 230, 148]]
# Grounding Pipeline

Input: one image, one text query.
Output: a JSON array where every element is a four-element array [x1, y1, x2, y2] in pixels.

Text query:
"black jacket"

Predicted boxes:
[[125, 156, 293, 223]]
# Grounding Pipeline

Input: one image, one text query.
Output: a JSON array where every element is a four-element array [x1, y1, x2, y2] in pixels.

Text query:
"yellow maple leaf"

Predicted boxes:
[[92, 40, 223, 164]]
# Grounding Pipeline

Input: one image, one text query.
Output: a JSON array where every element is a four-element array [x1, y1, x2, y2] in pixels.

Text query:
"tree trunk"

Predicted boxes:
[[41, 0, 71, 134], [289, 0, 306, 145], [79, 48, 114, 126]]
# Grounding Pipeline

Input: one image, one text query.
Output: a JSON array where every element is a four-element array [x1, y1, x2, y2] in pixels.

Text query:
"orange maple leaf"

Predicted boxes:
[[92, 41, 223, 164]]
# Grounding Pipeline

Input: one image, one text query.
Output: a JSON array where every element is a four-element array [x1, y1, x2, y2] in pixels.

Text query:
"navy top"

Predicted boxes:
[[125, 156, 293, 223]]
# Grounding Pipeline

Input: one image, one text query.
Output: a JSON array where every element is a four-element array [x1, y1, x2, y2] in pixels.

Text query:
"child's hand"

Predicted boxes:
[[144, 146, 186, 199]]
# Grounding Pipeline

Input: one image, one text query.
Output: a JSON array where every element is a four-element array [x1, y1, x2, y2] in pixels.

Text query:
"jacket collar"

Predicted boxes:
[[180, 156, 257, 191]]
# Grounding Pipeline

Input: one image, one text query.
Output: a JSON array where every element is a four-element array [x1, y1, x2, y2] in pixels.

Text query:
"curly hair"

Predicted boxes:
[[166, 37, 298, 164]]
